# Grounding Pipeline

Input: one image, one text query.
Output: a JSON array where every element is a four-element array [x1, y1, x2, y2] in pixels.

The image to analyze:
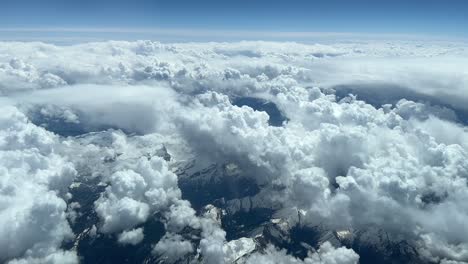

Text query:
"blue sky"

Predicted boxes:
[[0, 0, 467, 41]]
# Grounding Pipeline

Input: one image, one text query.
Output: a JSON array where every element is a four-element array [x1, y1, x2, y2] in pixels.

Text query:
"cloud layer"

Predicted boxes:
[[0, 39, 467, 263]]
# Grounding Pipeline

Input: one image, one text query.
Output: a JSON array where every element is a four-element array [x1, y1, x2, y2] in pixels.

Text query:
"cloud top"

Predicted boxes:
[[0, 39, 467, 263]]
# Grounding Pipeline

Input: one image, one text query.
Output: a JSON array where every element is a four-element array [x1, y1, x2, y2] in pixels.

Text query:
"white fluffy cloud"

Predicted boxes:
[[152, 233, 194, 263], [1, 39, 468, 263], [93, 142, 183, 233], [182, 88, 468, 261], [0, 106, 78, 263], [246, 242, 359, 264], [117, 228, 144, 245]]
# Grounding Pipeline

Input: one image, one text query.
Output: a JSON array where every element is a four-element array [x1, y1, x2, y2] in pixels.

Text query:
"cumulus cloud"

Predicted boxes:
[[170, 88, 468, 261], [117, 228, 144, 245], [0, 105, 77, 263], [246, 242, 359, 264], [94, 149, 182, 233], [198, 207, 227, 264], [1, 39, 468, 263], [153, 233, 194, 263]]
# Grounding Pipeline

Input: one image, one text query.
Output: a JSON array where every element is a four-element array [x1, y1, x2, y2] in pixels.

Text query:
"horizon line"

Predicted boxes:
[[0, 27, 466, 43]]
